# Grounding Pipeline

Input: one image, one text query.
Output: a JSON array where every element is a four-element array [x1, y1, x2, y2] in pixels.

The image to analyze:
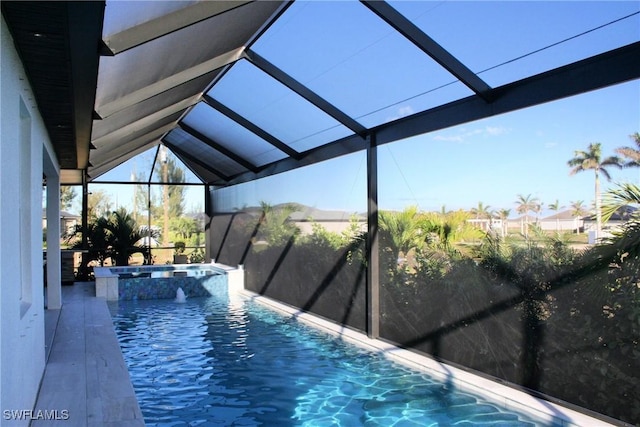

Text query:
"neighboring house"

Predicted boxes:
[[42, 209, 80, 236], [505, 215, 538, 233], [236, 204, 367, 237], [288, 205, 366, 236], [473, 211, 586, 234], [582, 205, 638, 236], [537, 210, 585, 232]]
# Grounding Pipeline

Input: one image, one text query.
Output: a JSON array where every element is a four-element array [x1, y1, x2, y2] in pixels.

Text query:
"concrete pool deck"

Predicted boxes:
[[33, 283, 144, 426]]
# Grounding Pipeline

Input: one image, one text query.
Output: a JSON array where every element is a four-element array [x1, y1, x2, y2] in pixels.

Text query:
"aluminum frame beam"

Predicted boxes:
[[178, 122, 259, 173], [203, 95, 302, 160], [164, 141, 231, 183], [245, 49, 368, 137], [375, 41, 640, 146], [361, 0, 493, 102], [225, 42, 640, 187], [366, 134, 380, 339]]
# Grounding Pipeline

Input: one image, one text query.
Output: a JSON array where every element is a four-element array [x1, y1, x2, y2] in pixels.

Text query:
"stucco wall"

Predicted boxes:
[[1, 17, 47, 424]]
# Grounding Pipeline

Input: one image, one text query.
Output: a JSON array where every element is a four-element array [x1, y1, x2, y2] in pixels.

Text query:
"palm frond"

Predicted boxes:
[[602, 183, 640, 222]]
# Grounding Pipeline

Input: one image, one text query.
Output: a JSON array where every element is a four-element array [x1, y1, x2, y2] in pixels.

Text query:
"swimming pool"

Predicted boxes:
[[109, 291, 552, 426]]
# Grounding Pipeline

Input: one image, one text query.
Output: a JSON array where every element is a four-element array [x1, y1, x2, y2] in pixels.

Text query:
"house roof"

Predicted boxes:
[[3, 1, 639, 187], [542, 210, 581, 221], [582, 205, 639, 222], [288, 206, 365, 223], [42, 209, 80, 220]]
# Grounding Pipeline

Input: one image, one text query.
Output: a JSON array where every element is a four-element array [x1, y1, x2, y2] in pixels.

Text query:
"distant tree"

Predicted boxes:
[[87, 189, 112, 219], [569, 200, 588, 234], [615, 132, 640, 170], [60, 186, 77, 211], [470, 201, 492, 219], [532, 201, 544, 224], [568, 142, 621, 239], [515, 194, 539, 237], [133, 171, 150, 224], [497, 208, 511, 237], [548, 199, 564, 232], [154, 147, 186, 245]]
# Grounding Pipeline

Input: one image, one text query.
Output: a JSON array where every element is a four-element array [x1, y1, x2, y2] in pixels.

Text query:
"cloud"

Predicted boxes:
[[397, 106, 415, 117], [384, 105, 416, 122], [433, 135, 464, 142], [484, 125, 508, 136], [432, 125, 509, 143]]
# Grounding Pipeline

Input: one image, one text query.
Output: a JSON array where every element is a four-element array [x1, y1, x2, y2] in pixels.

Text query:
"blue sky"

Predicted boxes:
[[90, 1, 639, 218]]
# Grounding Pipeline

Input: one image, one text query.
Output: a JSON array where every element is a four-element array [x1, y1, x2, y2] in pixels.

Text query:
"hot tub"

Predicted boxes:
[[94, 262, 243, 301]]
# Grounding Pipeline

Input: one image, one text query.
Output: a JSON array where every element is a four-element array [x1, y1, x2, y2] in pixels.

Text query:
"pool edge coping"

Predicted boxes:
[[237, 289, 625, 427]]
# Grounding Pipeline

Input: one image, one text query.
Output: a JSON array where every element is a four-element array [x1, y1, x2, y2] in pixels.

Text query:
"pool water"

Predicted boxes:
[[109, 294, 550, 426]]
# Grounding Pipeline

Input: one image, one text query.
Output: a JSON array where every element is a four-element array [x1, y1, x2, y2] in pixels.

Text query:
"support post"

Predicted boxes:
[[204, 184, 212, 263], [366, 133, 380, 339], [45, 174, 62, 309], [79, 172, 90, 280]]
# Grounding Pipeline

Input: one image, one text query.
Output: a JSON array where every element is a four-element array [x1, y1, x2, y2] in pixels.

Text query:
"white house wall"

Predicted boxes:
[[1, 16, 47, 424]]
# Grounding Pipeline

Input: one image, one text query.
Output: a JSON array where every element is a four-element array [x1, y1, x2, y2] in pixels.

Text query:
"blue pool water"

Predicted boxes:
[[109, 293, 550, 426]]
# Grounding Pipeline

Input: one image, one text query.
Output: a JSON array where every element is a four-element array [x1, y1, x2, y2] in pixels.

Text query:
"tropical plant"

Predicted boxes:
[[615, 132, 640, 169], [189, 248, 205, 263], [170, 216, 199, 240], [379, 206, 424, 264], [173, 241, 186, 255], [66, 216, 110, 269], [567, 142, 621, 239], [602, 182, 640, 223], [255, 202, 301, 247], [66, 208, 149, 275], [102, 208, 147, 266]]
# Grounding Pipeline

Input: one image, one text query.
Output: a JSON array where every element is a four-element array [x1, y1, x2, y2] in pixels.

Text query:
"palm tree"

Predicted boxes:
[[469, 201, 493, 233], [615, 132, 640, 169], [470, 201, 492, 219], [379, 206, 424, 264], [568, 142, 621, 240], [103, 208, 146, 266], [515, 194, 539, 237], [497, 208, 511, 237], [548, 199, 564, 232], [532, 201, 544, 225], [569, 200, 588, 234]]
